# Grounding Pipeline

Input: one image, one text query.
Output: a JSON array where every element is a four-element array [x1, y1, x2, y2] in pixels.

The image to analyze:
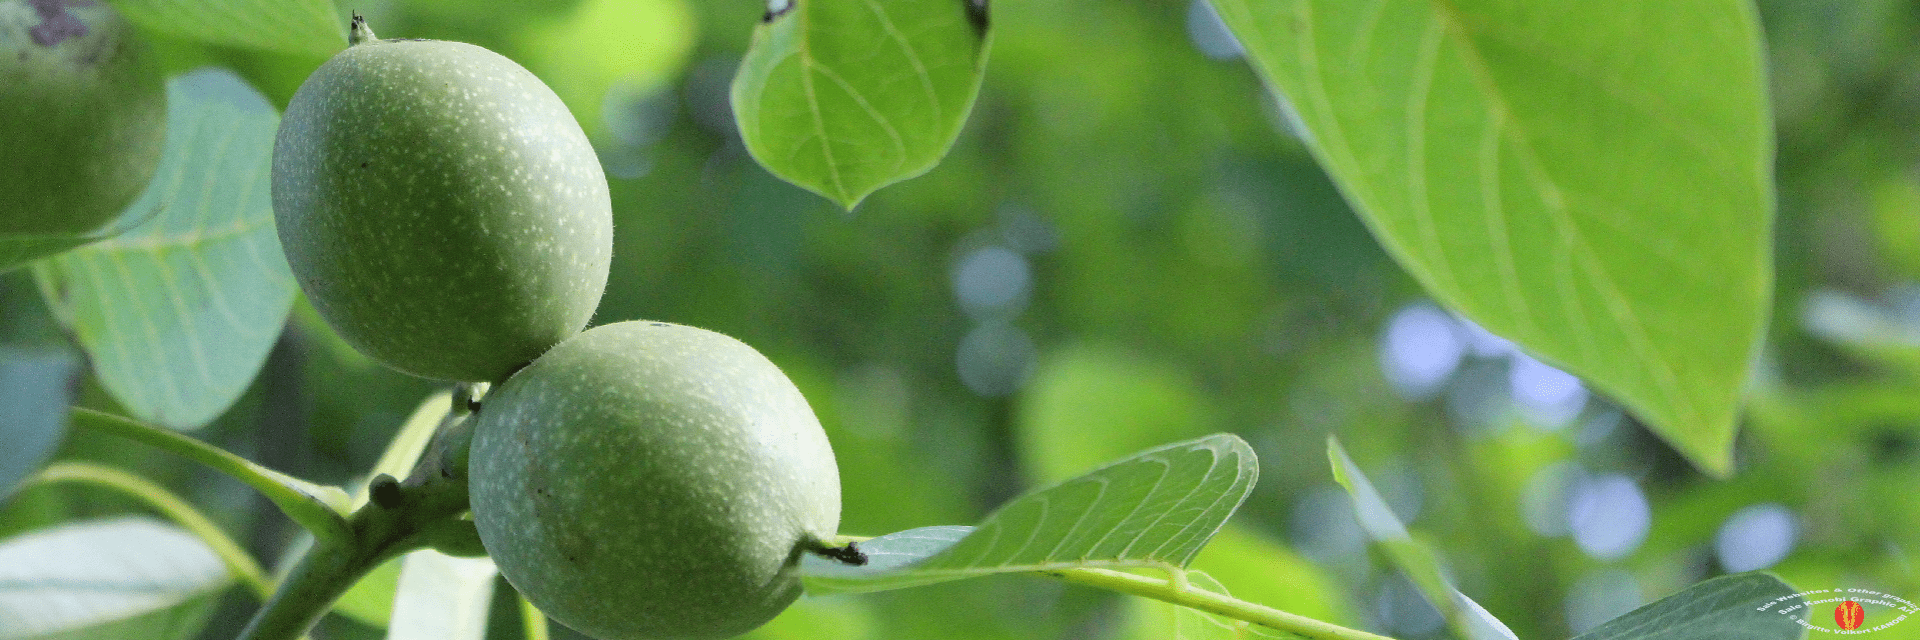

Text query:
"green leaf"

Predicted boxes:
[[1328, 437, 1517, 640], [731, 0, 991, 209], [107, 0, 344, 57], [802, 434, 1258, 594], [385, 550, 498, 640], [35, 68, 298, 431], [0, 517, 233, 640], [1208, 0, 1774, 476], [0, 347, 78, 498], [1571, 573, 1804, 640]]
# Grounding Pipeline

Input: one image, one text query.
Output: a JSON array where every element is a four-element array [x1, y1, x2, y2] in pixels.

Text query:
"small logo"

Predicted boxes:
[[1759, 588, 1916, 634], [1837, 600, 1865, 631]]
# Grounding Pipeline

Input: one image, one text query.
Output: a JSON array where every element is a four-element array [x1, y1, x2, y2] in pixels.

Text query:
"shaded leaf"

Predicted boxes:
[[385, 550, 498, 640], [1571, 573, 1803, 640], [731, 0, 991, 209], [35, 68, 297, 430], [0, 348, 79, 499], [1328, 437, 1517, 640], [108, 0, 344, 57], [1208, 0, 1774, 475], [803, 434, 1257, 594], [0, 517, 232, 640]]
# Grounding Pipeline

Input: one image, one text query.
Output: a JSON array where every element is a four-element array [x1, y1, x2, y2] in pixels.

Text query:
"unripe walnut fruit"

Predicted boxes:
[[0, 0, 166, 236], [271, 21, 611, 382], [470, 321, 842, 640]]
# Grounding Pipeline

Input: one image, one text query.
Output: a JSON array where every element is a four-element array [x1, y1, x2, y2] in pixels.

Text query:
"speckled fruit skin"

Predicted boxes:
[[272, 35, 611, 383], [0, 0, 166, 235], [470, 321, 841, 640]]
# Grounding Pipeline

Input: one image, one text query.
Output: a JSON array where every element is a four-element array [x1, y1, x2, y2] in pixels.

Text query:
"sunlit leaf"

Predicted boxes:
[[1209, 0, 1774, 475], [35, 68, 297, 430], [0, 517, 232, 640], [731, 0, 991, 209], [1570, 573, 1804, 640], [803, 434, 1257, 594], [1328, 437, 1517, 640], [385, 550, 498, 640], [107, 0, 344, 57]]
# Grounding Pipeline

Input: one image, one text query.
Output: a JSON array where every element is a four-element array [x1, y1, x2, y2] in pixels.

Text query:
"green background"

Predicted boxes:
[[5, 0, 1920, 638]]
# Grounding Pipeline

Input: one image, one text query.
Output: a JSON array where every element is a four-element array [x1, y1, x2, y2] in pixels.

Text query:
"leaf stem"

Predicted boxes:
[[67, 407, 354, 544], [1045, 567, 1398, 640], [27, 461, 273, 600], [237, 435, 477, 640]]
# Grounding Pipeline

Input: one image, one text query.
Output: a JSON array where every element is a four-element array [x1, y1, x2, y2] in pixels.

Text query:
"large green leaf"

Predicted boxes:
[[107, 0, 344, 57], [0, 517, 232, 640], [1570, 573, 1804, 640], [731, 0, 991, 209], [802, 434, 1257, 594], [35, 68, 296, 431], [1208, 0, 1774, 475], [1329, 437, 1516, 640], [385, 550, 498, 640]]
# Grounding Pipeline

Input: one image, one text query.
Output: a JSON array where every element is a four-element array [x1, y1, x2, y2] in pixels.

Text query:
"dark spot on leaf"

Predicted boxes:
[[964, 0, 989, 35], [360, 161, 369, 168]]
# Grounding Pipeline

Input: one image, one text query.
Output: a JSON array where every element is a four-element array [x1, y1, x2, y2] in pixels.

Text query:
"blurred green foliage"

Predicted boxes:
[[5, 0, 1920, 638]]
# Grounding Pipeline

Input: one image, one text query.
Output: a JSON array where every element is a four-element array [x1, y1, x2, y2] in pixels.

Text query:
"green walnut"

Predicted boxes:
[[272, 18, 611, 382], [0, 0, 166, 236], [470, 321, 842, 640]]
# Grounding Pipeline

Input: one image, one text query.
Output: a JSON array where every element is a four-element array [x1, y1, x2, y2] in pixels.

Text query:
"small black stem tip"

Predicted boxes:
[[369, 473, 403, 509], [810, 541, 868, 566]]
